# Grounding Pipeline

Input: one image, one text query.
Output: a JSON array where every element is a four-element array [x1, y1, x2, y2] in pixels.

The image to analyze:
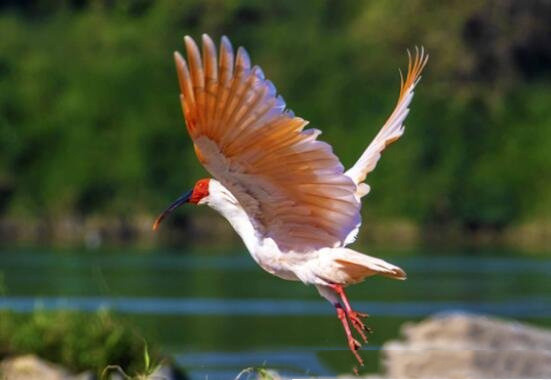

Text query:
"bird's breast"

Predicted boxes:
[[249, 240, 305, 282]]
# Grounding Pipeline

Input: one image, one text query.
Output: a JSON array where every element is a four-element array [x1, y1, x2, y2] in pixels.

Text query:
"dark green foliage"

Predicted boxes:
[[0, 1, 549, 233], [0, 309, 159, 375]]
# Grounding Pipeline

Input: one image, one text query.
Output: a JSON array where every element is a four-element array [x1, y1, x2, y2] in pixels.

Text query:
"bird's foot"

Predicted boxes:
[[336, 305, 364, 366], [349, 310, 371, 343], [330, 284, 372, 343], [347, 336, 364, 366]]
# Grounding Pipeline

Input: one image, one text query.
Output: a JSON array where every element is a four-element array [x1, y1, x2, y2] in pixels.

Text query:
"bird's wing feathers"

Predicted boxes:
[[176, 35, 360, 252], [345, 48, 428, 199]]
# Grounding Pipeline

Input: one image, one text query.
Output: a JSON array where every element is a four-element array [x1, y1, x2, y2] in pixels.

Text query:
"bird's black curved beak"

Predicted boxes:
[[152, 189, 193, 231]]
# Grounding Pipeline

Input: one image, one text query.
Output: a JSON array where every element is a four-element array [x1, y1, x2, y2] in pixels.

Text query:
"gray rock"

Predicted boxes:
[[0, 355, 93, 380], [382, 313, 551, 378], [0, 355, 186, 380]]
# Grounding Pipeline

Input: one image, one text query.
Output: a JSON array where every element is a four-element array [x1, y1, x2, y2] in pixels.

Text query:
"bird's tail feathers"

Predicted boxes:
[[323, 248, 406, 284]]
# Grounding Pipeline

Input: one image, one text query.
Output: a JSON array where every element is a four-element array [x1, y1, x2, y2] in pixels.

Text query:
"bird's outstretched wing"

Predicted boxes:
[[345, 48, 429, 199], [175, 34, 360, 252]]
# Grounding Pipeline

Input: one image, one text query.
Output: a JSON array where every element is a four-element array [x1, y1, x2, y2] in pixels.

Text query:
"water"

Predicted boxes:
[[0, 247, 550, 378]]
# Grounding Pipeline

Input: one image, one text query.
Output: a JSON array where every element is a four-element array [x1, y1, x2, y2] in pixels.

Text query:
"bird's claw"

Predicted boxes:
[[348, 336, 361, 351], [332, 286, 369, 367], [347, 337, 364, 366], [349, 311, 370, 343], [355, 311, 370, 318]]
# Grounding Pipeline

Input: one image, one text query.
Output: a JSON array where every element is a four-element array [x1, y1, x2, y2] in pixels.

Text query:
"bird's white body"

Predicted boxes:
[[203, 178, 406, 295], [155, 34, 428, 365], [201, 178, 302, 282]]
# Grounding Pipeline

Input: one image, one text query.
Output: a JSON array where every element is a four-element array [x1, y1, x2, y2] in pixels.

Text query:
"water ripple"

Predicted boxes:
[[0, 296, 550, 317]]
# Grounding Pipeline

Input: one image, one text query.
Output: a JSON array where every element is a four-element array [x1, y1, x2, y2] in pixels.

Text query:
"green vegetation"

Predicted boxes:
[[0, 1, 549, 244], [0, 308, 161, 376], [101, 341, 162, 380]]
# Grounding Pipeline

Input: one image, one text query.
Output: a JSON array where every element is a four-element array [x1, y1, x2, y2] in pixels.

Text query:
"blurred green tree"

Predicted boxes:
[[0, 0, 549, 243]]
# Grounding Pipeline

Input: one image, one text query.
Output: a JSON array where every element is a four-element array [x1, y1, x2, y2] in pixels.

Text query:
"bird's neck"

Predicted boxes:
[[206, 181, 260, 253]]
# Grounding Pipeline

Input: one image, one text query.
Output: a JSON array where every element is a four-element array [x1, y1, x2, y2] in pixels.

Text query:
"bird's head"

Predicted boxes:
[[152, 178, 211, 231]]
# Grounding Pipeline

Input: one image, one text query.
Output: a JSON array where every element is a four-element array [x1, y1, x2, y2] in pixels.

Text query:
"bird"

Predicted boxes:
[[153, 34, 428, 366]]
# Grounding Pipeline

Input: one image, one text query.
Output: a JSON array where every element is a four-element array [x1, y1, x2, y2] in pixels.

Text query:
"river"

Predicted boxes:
[[0, 247, 550, 378]]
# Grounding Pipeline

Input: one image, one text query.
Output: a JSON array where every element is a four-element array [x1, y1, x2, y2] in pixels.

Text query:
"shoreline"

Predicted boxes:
[[0, 214, 549, 252]]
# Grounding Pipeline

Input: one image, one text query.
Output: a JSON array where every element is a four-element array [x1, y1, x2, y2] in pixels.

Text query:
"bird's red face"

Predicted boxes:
[[152, 178, 210, 230], [188, 178, 210, 204]]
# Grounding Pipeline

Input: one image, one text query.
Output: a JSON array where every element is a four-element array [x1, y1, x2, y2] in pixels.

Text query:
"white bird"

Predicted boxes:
[[153, 34, 428, 366]]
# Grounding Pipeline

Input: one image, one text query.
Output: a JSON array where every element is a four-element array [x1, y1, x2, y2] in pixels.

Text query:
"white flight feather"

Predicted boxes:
[[345, 47, 428, 201]]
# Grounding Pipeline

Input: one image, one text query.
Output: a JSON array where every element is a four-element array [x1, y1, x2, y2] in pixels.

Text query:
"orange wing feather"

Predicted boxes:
[[175, 34, 361, 252]]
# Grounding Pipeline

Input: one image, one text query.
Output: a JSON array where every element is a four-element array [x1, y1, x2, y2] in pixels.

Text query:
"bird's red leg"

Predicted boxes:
[[331, 285, 371, 342], [335, 303, 364, 366]]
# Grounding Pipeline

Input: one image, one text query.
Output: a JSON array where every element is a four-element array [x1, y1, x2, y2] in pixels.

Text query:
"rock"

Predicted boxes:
[[382, 313, 551, 378], [0, 355, 93, 380], [0, 355, 187, 380]]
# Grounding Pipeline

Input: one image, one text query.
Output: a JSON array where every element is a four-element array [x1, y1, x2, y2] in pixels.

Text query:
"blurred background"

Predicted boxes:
[[0, 0, 550, 379]]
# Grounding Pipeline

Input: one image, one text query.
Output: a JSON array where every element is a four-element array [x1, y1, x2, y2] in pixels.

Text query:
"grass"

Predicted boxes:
[[101, 341, 163, 380], [0, 308, 163, 377]]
